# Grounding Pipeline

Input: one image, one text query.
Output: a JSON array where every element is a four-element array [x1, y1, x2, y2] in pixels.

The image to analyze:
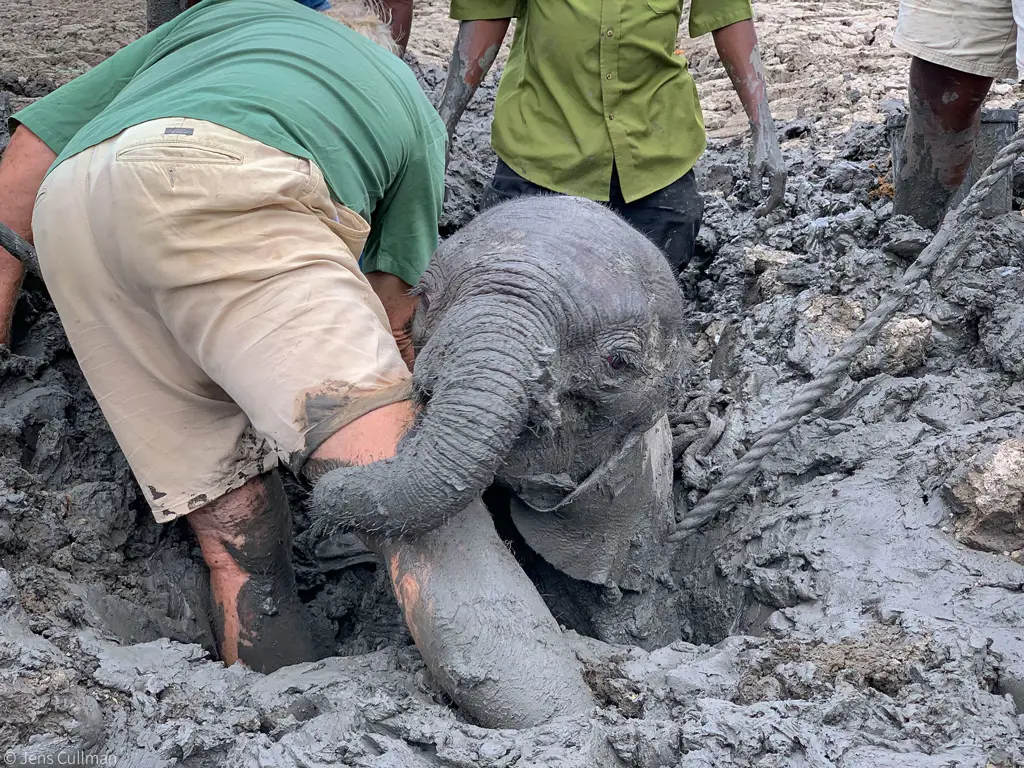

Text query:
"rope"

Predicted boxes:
[[0, 219, 41, 278], [669, 126, 1024, 543]]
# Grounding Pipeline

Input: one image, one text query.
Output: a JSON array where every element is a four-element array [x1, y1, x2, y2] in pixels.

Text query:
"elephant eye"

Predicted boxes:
[[606, 353, 630, 371]]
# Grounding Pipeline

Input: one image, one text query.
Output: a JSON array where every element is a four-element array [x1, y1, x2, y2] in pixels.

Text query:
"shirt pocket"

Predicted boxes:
[[647, 0, 681, 14]]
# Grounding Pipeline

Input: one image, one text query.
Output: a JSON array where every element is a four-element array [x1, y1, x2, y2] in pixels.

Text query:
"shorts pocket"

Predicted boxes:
[[116, 141, 244, 165], [321, 209, 371, 260]]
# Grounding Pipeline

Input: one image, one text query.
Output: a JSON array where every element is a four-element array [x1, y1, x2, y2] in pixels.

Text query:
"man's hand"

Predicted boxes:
[[0, 126, 57, 345], [711, 19, 787, 217], [750, 119, 786, 217]]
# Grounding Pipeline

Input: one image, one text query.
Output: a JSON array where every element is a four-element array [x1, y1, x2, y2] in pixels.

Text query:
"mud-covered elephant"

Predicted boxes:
[[309, 195, 688, 727]]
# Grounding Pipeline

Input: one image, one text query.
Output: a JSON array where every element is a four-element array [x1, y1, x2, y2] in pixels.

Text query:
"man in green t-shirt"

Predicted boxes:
[[437, 0, 787, 273], [0, 0, 446, 673]]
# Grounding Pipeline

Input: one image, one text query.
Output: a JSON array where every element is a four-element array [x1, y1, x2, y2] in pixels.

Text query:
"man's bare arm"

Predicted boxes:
[[0, 126, 56, 345], [438, 19, 510, 144], [366, 271, 418, 371], [712, 19, 786, 216]]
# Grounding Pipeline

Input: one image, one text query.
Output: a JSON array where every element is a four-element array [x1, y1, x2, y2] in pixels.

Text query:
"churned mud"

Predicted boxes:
[[2, 0, 1024, 765]]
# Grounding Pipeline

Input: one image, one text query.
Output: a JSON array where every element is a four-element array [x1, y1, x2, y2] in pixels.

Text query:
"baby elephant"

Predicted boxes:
[[309, 194, 687, 729], [311, 194, 687, 539]]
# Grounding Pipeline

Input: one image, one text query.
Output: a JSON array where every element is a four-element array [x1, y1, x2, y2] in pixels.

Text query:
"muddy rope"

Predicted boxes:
[[669, 126, 1024, 543], [0, 219, 40, 278]]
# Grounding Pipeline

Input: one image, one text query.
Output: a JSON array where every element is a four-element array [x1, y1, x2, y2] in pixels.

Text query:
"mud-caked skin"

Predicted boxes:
[[310, 195, 687, 541]]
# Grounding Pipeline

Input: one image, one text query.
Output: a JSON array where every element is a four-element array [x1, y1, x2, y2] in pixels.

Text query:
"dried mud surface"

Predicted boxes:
[[2, 0, 1024, 766]]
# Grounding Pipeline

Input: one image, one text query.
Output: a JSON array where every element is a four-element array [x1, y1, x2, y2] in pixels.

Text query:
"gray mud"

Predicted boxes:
[[2, 54, 1023, 767]]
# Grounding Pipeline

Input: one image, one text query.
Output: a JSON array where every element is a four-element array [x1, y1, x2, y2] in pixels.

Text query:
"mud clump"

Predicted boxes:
[[735, 626, 933, 701], [2, 44, 1024, 768], [948, 438, 1024, 561]]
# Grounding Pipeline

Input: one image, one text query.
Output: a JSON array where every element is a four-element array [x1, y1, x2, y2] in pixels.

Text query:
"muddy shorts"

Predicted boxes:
[[32, 118, 412, 523], [894, 0, 1024, 80]]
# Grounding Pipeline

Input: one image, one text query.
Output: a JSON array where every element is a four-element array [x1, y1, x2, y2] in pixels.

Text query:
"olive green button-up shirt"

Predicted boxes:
[[450, 0, 753, 203]]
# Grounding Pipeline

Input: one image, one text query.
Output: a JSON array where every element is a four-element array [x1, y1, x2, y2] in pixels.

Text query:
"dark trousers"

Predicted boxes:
[[480, 159, 705, 273]]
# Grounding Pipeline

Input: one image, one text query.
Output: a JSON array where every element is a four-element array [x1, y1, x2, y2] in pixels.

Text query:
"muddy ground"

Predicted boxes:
[[3, 0, 1024, 765]]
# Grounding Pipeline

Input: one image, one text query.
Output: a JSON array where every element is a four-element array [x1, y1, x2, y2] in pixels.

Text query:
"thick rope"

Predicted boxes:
[[669, 126, 1024, 543], [0, 219, 40, 278]]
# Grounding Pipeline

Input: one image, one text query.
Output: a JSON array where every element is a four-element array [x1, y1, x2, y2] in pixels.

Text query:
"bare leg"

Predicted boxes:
[[306, 401, 595, 728], [188, 471, 315, 672], [896, 57, 993, 229]]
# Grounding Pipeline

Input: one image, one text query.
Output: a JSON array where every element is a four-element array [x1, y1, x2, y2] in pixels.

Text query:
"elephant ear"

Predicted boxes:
[[508, 415, 674, 588]]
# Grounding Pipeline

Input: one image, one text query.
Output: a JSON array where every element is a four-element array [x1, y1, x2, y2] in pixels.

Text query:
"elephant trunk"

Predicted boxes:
[[310, 299, 549, 540]]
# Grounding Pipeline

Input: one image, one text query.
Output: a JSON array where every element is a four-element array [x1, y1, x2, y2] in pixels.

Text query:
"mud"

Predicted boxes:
[[3, 0, 1024, 765]]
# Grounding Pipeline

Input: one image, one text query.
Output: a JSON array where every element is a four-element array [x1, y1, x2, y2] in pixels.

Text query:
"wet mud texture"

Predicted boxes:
[[3, 37, 1024, 768]]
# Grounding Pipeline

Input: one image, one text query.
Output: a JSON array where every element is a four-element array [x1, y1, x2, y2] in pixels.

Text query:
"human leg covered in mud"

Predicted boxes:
[[186, 472, 315, 671], [896, 57, 992, 229], [891, 0, 1021, 228]]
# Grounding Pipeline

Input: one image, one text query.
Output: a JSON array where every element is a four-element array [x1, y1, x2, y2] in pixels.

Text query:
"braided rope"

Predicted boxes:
[[669, 127, 1024, 543], [0, 219, 40, 278]]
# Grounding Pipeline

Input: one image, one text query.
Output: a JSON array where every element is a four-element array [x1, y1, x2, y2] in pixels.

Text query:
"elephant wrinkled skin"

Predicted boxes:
[[311, 195, 687, 540], [309, 195, 688, 728]]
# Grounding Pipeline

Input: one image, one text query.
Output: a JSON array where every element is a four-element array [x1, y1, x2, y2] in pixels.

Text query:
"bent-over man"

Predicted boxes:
[[0, 0, 445, 672]]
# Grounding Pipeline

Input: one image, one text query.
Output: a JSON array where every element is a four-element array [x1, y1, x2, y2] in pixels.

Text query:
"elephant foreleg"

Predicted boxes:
[[376, 498, 595, 728]]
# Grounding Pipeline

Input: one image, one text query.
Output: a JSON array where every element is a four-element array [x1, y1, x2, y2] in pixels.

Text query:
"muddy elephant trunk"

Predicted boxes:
[[311, 298, 551, 540]]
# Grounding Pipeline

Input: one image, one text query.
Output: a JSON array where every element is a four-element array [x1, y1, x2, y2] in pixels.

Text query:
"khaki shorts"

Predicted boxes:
[[33, 118, 413, 523], [894, 0, 1024, 79]]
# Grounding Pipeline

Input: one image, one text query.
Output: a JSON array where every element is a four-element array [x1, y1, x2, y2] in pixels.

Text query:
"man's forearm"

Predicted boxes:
[[712, 19, 772, 127], [712, 17, 786, 215], [0, 126, 56, 345], [438, 19, 510, 138], [366, 271, 418, 370]]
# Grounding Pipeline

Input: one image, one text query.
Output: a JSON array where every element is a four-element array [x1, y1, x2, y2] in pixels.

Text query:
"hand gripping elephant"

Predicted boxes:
[[310, 195, 688, 728]]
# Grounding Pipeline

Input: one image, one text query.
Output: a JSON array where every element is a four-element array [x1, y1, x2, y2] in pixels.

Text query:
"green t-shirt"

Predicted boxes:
[[11, 0, 446, 287], [450, 0, 753, 203]]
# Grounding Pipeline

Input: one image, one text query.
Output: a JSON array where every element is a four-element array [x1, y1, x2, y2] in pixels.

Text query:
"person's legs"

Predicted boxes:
[[891, 0, 1017, 228], [186, 471, 314, 670], [896, 57, 993, 229], [480, 158, 556, 211], [610, 167, 705, 274]]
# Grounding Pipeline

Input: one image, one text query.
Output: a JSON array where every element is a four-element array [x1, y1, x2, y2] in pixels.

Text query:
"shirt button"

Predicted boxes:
[[608, 113, 615, 120], [606, 73, 613, 80], [606, 28, 614, 37]]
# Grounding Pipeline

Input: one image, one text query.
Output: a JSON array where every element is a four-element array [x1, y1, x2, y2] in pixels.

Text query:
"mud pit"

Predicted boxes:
[[3, 0, 1024, 765]]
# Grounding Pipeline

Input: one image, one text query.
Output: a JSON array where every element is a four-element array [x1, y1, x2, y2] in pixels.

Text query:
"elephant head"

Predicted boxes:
[[310, 195, 687, 540]]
